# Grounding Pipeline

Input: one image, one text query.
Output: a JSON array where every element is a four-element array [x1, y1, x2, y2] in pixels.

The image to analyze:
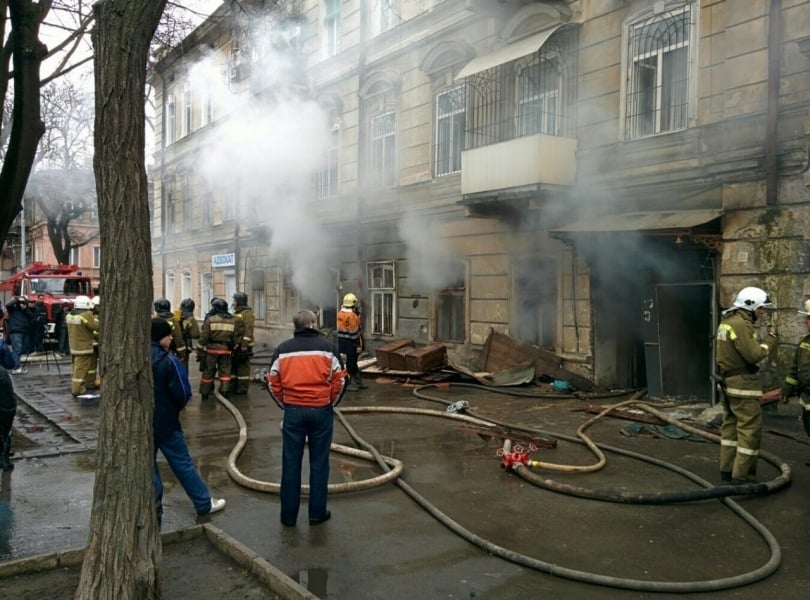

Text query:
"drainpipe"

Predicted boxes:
[[160, 72, 167, 297], [356, 3, 369, 311], [765, 0, 782, 206]]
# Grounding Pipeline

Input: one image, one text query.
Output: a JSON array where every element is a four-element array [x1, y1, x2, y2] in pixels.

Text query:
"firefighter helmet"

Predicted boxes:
[[210, 297, 228, 312], [180, 298, 195, 312], [154, 298, 171, 312], [74, 295, 93, 310], [91, 296, 100, 307], [731, 287, 773, 312], [233, 291, 248, 307], [798, 299, 810, 316], [342, 293, 358, 308]]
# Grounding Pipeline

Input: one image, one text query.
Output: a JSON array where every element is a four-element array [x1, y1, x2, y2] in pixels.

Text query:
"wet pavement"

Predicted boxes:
[[2, 355, 810, 598]]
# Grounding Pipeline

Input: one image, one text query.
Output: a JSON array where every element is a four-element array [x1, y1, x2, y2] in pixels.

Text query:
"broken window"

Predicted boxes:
[[624, 3, 691, 138], [367, 261, 396, 336], [252, 268, 266, 320], [435, 86, 466, 176]]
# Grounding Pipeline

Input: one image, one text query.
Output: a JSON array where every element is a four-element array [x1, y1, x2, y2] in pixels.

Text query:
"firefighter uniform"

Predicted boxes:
[[337, 293, 366, 390], [66, 299, 99, 396], [716, 306, 776, 481], [232, 303, 255, 395], [199, 302, 243, 399], [179, 312, 200, 367]]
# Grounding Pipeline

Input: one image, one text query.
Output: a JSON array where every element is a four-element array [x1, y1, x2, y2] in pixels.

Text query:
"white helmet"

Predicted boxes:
[[731, 287, 773, 312], [74, 295, 93, 310], [798, 299, 810, 316], [91, 296, 100, 307]]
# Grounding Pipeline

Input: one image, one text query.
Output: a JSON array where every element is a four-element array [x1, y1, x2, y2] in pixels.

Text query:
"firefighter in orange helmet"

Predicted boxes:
[[337, 293, 366, 390]]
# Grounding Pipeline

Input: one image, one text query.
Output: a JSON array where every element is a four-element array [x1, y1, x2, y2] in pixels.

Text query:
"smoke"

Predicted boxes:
[[397, 211, 461, 291], [185, 36, 336, 305]]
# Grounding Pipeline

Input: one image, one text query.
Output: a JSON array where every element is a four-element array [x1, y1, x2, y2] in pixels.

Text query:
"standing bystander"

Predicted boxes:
[[266, 309, 347, 526], [4, 297, 33, 374], [151, 318, 225, 524]]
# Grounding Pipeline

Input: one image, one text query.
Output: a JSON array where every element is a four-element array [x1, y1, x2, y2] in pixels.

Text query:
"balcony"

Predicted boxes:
[[460, 133, 577, 195]]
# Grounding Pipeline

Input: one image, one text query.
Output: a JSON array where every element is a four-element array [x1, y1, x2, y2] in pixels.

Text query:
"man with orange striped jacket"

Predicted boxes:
[[266, 309, 347, 527]]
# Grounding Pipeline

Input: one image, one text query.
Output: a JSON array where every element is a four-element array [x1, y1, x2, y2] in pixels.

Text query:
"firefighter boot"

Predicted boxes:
[[353, 375, 367, 390], [1, 435, 13, 471]]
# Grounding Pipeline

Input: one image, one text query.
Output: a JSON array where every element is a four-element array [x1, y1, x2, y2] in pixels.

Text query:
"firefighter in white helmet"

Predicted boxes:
[[337, 293, 366, 390], [715, 286, 777, 483], [66, 295, 99, 396], [780, 299, 810, 465]]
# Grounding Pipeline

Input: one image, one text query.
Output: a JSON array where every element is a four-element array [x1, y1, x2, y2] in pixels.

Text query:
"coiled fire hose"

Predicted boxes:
[[215, 384, 786, 592]]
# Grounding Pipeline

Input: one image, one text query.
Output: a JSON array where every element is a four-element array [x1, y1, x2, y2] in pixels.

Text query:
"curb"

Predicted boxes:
[[0, 524, 318, 600]]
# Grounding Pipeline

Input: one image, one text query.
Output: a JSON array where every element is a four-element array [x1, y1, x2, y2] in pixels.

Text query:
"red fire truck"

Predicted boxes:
[[0, 262, 94, 337]]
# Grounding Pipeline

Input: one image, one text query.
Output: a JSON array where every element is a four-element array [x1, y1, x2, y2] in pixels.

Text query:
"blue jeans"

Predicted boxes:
[[8, 333, 24, 369], [281, 404, 333, 524], [153, 429, 211, 524]]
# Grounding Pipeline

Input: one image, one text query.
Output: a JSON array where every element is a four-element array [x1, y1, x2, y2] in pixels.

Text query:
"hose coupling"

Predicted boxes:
[[446, 400, 469, 413]]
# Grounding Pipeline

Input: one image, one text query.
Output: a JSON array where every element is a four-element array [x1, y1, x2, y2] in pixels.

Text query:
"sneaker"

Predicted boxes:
[[209, 498, 226, 514], [10, 368, 27, 375]]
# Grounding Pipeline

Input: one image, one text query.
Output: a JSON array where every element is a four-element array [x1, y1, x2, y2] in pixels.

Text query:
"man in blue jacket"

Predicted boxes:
[[151, 318, 225, 524]]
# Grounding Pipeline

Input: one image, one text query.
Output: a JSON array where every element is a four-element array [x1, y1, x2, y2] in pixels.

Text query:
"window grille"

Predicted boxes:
[[367, 261, 396, 336], [465, 26, 577, 150], [625, 5, 691, 138], [435, 86, 466, 176]]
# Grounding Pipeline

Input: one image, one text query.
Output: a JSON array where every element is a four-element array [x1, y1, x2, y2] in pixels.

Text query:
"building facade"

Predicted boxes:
[[149, 0, 810, 400]]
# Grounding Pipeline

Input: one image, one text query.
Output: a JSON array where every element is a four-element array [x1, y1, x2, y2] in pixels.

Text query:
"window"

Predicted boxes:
[[181, 271, 192, 301], [182, 82, 192, 137], [435, 86, 466, 176], [319, 122, 339, 198], [201, 92, 214, 126], [183, 186, 193, 231], [517, 54, 561, 136], [201, 189, 212, 228], [374, 0, 398, 36], [370, 112, 396, 188], [69, 247, 79, 266], [251, 269, 266, 320], [92, 246, 101, 269], [165, 191, 176, 232], [367, 261, 396, 336], [322, 0, 340, 58], [625, 4, 691, 138], [435, 264, 466, 342], [201, 272, 213, 308], [165, 271, 175, 304], [165, 94, 176, 146]]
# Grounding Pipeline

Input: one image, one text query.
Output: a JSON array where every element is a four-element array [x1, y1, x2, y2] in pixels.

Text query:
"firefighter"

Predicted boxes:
[[66, 295, 99, 396], [231, 291, 255, 395], [716, 286, 777, 484], [199, 297, 243, 399], [337, 292, 367, 390], [780, 299, 810, 465], [179, 298, 200, 368], [152, 298, 187, 364]]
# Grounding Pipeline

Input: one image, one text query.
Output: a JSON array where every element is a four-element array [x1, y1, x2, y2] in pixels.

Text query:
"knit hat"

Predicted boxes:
[[151, 318, 172, 343]]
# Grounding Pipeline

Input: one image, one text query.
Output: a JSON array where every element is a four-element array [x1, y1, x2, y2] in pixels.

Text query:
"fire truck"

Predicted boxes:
[[0, 262, 94, 337]]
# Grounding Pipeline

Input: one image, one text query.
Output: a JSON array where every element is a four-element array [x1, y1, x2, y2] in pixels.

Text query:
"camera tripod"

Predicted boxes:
[[21, 327, 63, 375]]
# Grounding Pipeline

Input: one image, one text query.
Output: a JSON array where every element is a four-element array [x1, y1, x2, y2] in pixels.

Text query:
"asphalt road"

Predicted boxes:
[[3, 357, 810, 599]]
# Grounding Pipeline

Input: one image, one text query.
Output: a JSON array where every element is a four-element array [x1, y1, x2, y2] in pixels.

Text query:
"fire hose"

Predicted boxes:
[[215, 384, 786, 592]]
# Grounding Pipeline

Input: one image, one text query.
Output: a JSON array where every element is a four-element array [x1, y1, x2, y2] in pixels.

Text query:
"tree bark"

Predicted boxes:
[[74, 0, 168, 598]]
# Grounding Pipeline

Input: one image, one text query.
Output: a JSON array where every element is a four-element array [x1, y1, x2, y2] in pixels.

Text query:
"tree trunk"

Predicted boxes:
[[0, 0, 47, 250], [74, 1, 168, 598]]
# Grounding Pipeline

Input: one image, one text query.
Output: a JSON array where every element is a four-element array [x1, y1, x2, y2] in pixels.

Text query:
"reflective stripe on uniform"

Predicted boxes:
[[737, 446, 760, 457], [721, 439, 738, 448], [210, 322, 235, 332], [717, 323, 736, 341], [725, 387, 762, 398]]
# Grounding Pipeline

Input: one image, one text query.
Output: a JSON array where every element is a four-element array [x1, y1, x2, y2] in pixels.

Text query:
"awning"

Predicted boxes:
[[456, 25, 563, 79], [550, 209, 723, 234]]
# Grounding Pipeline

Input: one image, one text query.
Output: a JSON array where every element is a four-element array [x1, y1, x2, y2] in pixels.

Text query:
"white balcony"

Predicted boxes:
[[461, 133, 577, 196]]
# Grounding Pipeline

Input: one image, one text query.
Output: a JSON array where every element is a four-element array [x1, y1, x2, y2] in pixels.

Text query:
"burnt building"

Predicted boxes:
[[150, 0, 810, 400]]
